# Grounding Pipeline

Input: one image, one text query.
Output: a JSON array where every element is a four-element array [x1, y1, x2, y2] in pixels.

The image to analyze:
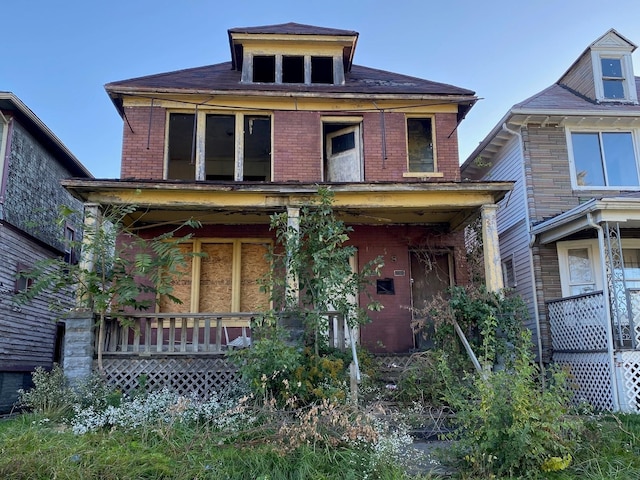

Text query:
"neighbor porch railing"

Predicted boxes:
[[98, 311, 347, 355]]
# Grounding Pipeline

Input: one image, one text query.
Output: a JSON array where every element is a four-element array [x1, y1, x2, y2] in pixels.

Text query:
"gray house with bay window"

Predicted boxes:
[[462, 29, 640, 412]]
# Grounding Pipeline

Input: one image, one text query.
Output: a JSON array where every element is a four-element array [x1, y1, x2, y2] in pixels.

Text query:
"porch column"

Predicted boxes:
[[78, 203, 100, 308], [481, 204, 503, 292], [62, 311, 95, 386], [286, 206, 300, 306]]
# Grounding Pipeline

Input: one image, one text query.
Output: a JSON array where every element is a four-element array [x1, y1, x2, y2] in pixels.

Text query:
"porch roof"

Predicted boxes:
[[532, 196, 640, 244], [61, 179, 512, 231]]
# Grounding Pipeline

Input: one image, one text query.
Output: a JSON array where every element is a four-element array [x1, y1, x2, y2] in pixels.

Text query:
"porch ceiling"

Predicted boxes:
[[62, 179, 512, 230], [533, 197, 640, 244]]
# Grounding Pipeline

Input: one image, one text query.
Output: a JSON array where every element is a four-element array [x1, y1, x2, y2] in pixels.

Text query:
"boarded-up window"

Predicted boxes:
[[240, 243, 270, 311], [159, 239, 270, 313], [159, 242, 193, 313], [199, 243, 234, 312]]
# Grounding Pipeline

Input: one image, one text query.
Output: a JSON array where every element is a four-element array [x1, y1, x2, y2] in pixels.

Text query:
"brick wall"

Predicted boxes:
[[523, 126, 579, 223], [120, 105, 166, 179], [273, 111, 322, 181], [434, 113, 461, 181]]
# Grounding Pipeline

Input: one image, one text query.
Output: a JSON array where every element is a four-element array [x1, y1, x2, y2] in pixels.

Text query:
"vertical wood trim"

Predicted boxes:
[[191, 240, 201, 312], [145, 318, 151, 353], [232, 240, 242, 311], [304, 56, 311, 85], [333, 56, 344, 85], [275, 55, 283, 83], [156, 318, 163, 352], [192, 317, 199, 352], [162, 111, 170, 179], [235, 114, 244, 181], [196, 112, 206, 180]]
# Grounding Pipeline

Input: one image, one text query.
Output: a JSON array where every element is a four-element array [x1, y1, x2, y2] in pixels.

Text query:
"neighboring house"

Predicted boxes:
[[0, 92, 92, 413], [62, 23, 510, 396], [461, 29, 640, 412]]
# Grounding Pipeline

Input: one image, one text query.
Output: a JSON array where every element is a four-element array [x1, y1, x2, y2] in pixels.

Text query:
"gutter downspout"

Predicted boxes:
[[586, 213, 620, 411], [501, 123, 544, 368]]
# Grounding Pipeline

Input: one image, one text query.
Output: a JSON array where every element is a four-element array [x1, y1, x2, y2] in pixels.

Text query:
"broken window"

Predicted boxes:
[[311, 56, 334, 84], [407, 118, 435, 173], [252, 55, 276, 83], [167, 112, 271, 181], [282, 55, 305, 83], [323, 121, 363, 182], [167, 113, 196, 180]]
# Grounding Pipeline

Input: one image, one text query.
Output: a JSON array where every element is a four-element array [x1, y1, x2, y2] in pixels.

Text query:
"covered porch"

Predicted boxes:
[[534, 197, 640, 411]]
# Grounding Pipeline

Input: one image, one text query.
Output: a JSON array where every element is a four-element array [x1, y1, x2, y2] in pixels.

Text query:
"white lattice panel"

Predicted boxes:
[[98, 356, 239, 399], [554, 352, 614, 411], [548, 293, 608, 351], [617, 351, 640, 412]]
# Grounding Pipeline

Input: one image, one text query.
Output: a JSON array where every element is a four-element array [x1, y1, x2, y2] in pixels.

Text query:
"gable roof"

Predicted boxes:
[[461, 29, 640, 179], [227, 22, 358, 37], [0, 92, 92, 178]]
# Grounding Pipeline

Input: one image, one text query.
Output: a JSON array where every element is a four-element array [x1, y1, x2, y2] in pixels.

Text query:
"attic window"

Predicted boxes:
[[311, 57, 334, 84], [282, 56, 304, 83], [253, 56, 275, 83], [601, 58, 625, 99]]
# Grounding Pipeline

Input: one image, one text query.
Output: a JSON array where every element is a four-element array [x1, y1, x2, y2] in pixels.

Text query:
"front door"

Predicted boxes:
[[325, 125, 362, 182], [410, 251, 453, 349]]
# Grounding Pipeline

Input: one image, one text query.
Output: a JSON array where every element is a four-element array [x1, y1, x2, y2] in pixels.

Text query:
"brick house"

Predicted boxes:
[[461, 29, 640, 412], [62, 23, 510, 395], [0, 92, 91, 413]]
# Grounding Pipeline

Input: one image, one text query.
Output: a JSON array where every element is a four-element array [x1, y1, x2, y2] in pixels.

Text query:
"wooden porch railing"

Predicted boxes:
[[98, 311, 347, 355]]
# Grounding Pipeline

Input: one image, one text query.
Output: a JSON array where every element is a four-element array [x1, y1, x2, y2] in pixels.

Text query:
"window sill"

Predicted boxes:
[[403, 172, 444, 178]]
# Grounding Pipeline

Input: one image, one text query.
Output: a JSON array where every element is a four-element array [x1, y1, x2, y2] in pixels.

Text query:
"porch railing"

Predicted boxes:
[[547, 291, 608, 353], [98, 311, 346, 355]]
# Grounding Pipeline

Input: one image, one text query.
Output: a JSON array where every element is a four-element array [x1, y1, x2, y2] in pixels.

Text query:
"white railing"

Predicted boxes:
[[547, 291, 608, 352]]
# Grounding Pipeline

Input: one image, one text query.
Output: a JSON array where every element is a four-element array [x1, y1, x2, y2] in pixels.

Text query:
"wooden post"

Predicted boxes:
[[481, 204, 504, 293]]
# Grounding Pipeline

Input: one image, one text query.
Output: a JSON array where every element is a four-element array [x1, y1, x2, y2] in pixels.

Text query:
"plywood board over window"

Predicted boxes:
[[159, 242, 194, 313], [159, 239, 271, 314]]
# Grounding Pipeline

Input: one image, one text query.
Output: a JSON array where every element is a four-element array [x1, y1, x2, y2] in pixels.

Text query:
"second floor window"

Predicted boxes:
[[407, 118, 435, 173], [570, 131, 639, 187], [167, 112, 271, 181], [601, 57, 625, 100]]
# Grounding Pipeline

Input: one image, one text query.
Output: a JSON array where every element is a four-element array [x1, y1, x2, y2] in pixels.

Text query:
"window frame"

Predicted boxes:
[[591, 50, 638, 103], [165, 110, 273, 182], [566, 127, 640, 190], [158, 238, 273, 314], [403, 115, 443, 178], [241, 52, 344, 85], [502, 254, 517, 288], [14, 262, 33, 294]]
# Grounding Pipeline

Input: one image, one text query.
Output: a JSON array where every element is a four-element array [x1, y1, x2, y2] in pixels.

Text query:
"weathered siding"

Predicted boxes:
[[560, 53, 596, 99], [3, 121, 84, 249], [523, 126, 579, 223], [483, 136, 525, 232], [0, 225, 68, 371], [532, 242, 562, 362]]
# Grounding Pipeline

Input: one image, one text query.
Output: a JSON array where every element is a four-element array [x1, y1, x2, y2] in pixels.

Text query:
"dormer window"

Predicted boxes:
[[591, 50, 637, 103], [601, 57, 625, 99], [243, 53, 344, 85], [252, 56, 275, 83]]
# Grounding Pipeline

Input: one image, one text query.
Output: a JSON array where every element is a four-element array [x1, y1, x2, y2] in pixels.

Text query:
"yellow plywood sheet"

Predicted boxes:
[[240, 243, 271, 311], [159, 243, 193, 313], [199, 243, 234, 312]]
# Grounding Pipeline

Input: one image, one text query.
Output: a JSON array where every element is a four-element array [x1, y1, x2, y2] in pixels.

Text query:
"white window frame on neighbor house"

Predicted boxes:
[[566, 127, 640, 190], [164, 110, 273, 182], [557, 238, 640, 297], [403, 115, 443, 178], [591, 50, 638, 103], [557, 240, 603, 297]]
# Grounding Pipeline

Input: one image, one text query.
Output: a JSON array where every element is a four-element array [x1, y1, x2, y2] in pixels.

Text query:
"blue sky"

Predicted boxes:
[[3, 0, 640, 178]]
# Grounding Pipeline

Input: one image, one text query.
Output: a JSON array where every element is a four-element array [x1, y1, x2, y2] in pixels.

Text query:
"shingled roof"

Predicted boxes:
[[227, 22, 358, 37]]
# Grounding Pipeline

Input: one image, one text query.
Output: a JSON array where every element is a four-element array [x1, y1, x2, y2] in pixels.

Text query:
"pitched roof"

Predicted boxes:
[[0, 92, 92, 178], [227, 22, 358, 37], [106, 62, 474, 97]]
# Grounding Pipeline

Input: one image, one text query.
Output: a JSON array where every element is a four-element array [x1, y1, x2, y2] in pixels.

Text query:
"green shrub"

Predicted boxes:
[[17, 364, 73, 417], [441, 330, 583, 478]]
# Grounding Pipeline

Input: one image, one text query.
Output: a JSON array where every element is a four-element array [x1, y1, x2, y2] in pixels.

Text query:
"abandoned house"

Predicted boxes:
[[61, 23, 511, 396], [0, 92, 91, 413], [462, 29, 640, 412]]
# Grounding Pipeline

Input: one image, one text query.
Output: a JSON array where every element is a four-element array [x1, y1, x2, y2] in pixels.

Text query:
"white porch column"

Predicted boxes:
[[481, 204, 504, 292], [78, 203, 101, 308], [286, 206, 300, 307]]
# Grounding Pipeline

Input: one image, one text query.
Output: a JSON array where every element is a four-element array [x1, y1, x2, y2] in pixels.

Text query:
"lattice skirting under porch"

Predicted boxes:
[[616, 351, 640, 412], [553, 352, 614, 411], [98, 356, 239, 399]]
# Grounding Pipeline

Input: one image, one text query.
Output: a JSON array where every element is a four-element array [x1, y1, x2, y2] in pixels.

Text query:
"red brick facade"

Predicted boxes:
[[120, 106, 166, 179]]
